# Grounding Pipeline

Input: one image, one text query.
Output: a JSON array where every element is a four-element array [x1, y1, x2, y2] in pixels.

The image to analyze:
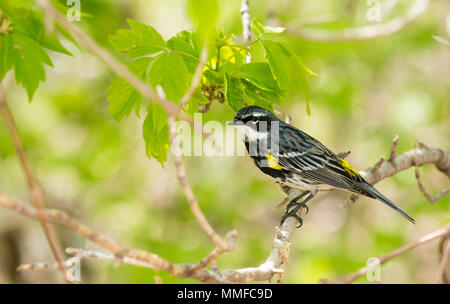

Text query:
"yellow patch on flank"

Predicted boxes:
[[340, 159, 360, 176], [266, 154, 282, 170]]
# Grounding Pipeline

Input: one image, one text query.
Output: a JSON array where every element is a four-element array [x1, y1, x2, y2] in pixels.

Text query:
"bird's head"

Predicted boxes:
[[228, 105, 279, 125], [227, 106, 281, 141]]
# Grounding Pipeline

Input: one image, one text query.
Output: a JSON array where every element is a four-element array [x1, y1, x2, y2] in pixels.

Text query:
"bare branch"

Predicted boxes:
[[285, 0, 430, 42], [0, 194, 188, 277], [374, 155, 386, 171], [178, 48, 208, 111], [168, 116, 232, 251], [414, 141, 450, 203], [435, 237, 449, 283], [17, 257, 79, 273], [323, 224, 450, 283], [0, 189, 299, 283], [342, 139, 450, 207], [2, 139, 449, 283], [65, 248, 158, 270], [0, 87, 68, 283], [338, 150, 352, 159], [341, 193, 359, 208], [274, 196, 289, 210], [220, 188, 306, 283], [240, 0, 252, 62], [390, 135, 399, 162], [188, 230, 237, 275]]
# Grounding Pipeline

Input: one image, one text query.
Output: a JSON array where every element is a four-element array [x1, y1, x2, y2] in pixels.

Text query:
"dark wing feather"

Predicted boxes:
[[274, 125, 360, 192]]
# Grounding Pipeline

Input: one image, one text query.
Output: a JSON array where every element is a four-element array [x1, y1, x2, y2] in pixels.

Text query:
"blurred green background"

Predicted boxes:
[[0, 0, 449, 283]]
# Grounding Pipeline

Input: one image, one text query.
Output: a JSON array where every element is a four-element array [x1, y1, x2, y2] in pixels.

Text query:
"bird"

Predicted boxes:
[[227, 105, 415, 227]]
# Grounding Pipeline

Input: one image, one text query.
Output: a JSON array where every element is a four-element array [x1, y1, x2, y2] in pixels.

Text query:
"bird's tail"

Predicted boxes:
[[357, 182, 415, 224]]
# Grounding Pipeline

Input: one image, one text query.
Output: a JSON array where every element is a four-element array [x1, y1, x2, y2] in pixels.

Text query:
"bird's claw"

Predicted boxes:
[[280, 200, 309, 228], [280, 208, 304, 228], [280, 212, 303, 228], [302, 204, 309, 215]]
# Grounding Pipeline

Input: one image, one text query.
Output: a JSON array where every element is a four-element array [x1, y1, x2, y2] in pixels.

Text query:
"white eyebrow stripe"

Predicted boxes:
[[243, 112, 265, 118]]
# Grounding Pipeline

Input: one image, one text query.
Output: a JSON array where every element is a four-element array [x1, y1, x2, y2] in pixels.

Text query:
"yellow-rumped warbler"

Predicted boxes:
[[228, 106, 415, 227]]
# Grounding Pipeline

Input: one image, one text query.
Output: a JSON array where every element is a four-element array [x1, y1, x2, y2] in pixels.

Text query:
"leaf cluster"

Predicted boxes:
[[0, 1, 72, 100]]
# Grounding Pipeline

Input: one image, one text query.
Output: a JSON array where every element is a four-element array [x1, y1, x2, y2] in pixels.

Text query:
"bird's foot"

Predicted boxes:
[[280, 200, 309, 228]]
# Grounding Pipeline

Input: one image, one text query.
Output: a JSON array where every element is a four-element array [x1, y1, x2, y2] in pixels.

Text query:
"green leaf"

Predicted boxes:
[[9, 32, 53, 101], [224, 73, 245, 111], [254, 98, 273, 111], [109, 19, 165, 57], [261, 39, 315, 114], [0, 4, 72, 55], [203, 69, 224, 85], [236, 62, 284, 95], [260, 40, 292, 91], [39, 32, 73, 56], [106, 57, 153, 121], [251, 19, 285, 37], [167, 31, 201, 73], [0, 35, 14, 81], [291, 57, 311, 115], [251, 19, 265, 37], [148, 52, 190, 102], [143, 103, 169, 166], [0, 2, 72, 99], [241, 80, 283, 105], [188, 0, 218, 41], [263, 26, 286, 35]]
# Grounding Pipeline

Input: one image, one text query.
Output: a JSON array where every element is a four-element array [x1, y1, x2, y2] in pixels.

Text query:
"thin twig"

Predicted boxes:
[[65, 248, 157, 269], [435, 237, 449, 283], [0, 88, 69, 283], [188, 230, 237, 275], [0, 194, 233, 283], [342, 138, 450, 207], [17, 258, 78, 272], [414, 140, 450, 203], [0, 194, 186, 276], [240, 0, 252, 63], [178, 48, 208, 111], [323, 224, 450, 283], [274, 196, 289, 210], [222, 189, 306, 283], [390, 135, 399, 162], [374, 156, 386, 171], [338, 150, 351, 159], [168, 116, 231, 251], [2, 134, 450, 283], [286, 0, 430, 42]]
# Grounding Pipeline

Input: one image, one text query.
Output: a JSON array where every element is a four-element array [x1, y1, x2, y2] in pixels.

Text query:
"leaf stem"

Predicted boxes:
[[215, 46, 221, 71]]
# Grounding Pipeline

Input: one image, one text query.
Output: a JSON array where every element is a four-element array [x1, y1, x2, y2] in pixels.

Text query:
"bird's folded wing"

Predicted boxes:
[[277, 150, 358, 191]]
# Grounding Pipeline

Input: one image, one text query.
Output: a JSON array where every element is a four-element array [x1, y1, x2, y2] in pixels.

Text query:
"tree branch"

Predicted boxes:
[[285, 0, 430, 42], [178, 48, 208, 111], [322, 224, 450, 283], [0, 87, 69, 283], [240, 0, 252, 62], [2, 139, 449, 283], [435, 237, 449, 283], [342, 138, 450, 207], [0, 194, 188, 277], [414, 141, 450, 203], [168, 116, 233, 252]]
